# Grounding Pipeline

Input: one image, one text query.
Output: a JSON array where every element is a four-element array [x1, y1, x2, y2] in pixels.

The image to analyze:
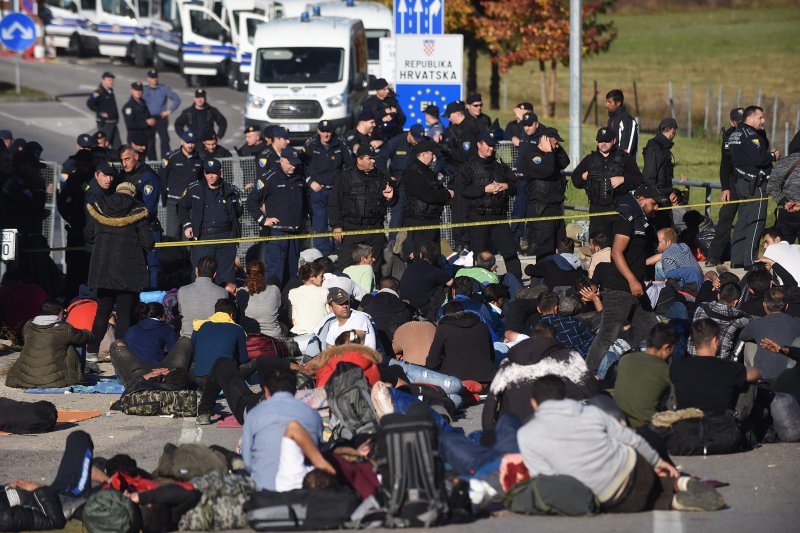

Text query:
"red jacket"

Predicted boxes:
[[315, 347, 381, 389]]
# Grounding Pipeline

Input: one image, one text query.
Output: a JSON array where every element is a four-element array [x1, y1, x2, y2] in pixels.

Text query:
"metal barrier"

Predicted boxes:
[[36, 142, 723, 261]]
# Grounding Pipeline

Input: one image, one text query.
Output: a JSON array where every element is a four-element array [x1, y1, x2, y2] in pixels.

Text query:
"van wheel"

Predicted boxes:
[[133, 43, 149, 68], [227, 63, 243, 91], [67, 33, 85, 57]]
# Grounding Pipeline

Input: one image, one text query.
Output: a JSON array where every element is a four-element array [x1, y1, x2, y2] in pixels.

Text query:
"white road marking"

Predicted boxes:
[[59, 100, 96, 120], [652, 510, 685, 533]]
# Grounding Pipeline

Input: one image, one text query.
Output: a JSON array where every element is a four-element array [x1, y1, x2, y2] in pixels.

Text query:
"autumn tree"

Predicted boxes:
[[476, 0, 617, 116]]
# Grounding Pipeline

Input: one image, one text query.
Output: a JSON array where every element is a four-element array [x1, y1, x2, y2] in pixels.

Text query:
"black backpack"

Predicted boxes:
[[375, 406, 449, 527], [244, 488, 360, 531], [324, 362, 379, 440], [0, 398, 57, 434], [397, 383, 458, 420], [667, 412, 742, 455]]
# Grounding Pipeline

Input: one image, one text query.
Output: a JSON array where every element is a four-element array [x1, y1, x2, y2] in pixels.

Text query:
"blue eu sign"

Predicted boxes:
[[0, 13, 37, 53], [394, 0, 444, 35], [396, 83, 460, 129]]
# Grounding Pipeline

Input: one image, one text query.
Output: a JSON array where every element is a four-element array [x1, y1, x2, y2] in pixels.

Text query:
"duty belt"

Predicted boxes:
[[201, 225, 232, 235], [734, 168, 759, 180]]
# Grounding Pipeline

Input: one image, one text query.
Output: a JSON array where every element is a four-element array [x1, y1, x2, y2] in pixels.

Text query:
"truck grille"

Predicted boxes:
[[267, 100, 323, 119]]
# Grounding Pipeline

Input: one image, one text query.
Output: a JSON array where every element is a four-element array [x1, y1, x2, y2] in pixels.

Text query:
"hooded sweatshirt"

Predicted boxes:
[[191, 312, 247, 377], [426, 311, 496, 383]]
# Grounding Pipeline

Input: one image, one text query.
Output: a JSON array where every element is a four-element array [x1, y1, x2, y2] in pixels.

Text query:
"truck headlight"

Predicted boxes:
[[247, 95, 265, 109], [325, 94, 346, 108]]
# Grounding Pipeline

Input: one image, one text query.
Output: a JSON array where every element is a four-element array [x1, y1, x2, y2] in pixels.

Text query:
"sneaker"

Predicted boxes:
[[84, 361, 102, 375], [371, 381, 394, 419], [673, 479, 726, 511], [196, 413, 213, 426]]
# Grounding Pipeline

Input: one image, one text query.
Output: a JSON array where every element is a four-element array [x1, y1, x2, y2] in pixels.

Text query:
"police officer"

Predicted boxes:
[[511, 112, 544, 252], [328, 145, 396, 273], [238, 125, 267, 157], [304, 119, 352, 255], [521, 127, 570, 262], [247, 148, 305, 286], [343, 110, 376, 154], [572, 127, 643, 237], [504, 102, 534, 147], [119, 143, 162, 289], [143, 69, 181, 160], [459, 130, 521, 278], [403, 140, 452, 256], [440, 101, 479, 250], [464, 93, 492, 131], [122, 81, 152, 146], [361, 78, 406, 132], [605, 89, 639, 162], [128, 130, 150, 161], [82, 162, 117, 249], [376, 124, 431, 237], [707, 107, 745, 266], [160, 131, 204, 237], [86, 72, 120, 148], [174, 89, 228, 139], [178, 158, 243, 286], [92, 130, 119, 164], [57, 133, 98, 298], [642, 117, 684, 230], [198, 130, 233, 161], [729, 105, 780, 269]]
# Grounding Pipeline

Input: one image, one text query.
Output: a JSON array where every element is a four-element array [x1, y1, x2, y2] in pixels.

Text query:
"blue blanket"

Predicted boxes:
[[25, 379, 125, 395]]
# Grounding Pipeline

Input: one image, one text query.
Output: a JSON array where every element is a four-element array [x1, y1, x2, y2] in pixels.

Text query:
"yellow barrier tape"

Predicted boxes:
[[20, 196, 770, 253]]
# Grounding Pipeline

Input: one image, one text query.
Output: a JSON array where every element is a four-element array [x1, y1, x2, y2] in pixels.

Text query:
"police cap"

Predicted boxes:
[[272, 127, 290, 139], [0, 130, 12, 140], [244, 124, 259, 135], [730, 107, 745, 123], [130, 81, 143, 91], [204, 158, 222, 174], [93, 130, 107, 141], [596, 128, 615, 143], [540, 127, 565, 142], [129, 130, 148, 147], [355, 145, 377, 159], [477, 130, 498, 147], [146, 69, 158, 78], [424, 105, 439, 118], [179, 130, 197, 143], [520, 113, 539, 127], [195, 88, 207, 98], [281, 148, 302, 166], [442, 101, 465, 118], [357, 109, 375, 123], [659, 117, 678, 130], [370, 78, 389, 90], [77, 133, 96, 148], [413, 140, 436, 155], [409, 124, 426, 141], [96, 161, 117, 177], [317, 120, 335, 133], [517, 102, 534, 112]]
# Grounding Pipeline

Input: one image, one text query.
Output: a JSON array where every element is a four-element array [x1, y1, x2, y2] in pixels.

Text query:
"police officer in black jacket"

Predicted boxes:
[[521, 127, 570, 262], [178, 158, 243, 285], [160, 131, 204, 237], [642, 117, 682, 230], [707, 107, 745, 266], [572, 127, 643, 237], [57, 134, 99, 299], [403, 140, 452, 256], [86, 72, 120, 148], [440, 101, 479, 250], [237, 125, 267, 157], [729, 105, 780, 269], [174, 89, 227, 139], [343, 110, 376, 154], [247, 148, 305, 286], [361, 78, 407, 135], [329, 145, 396, 273], [122, 82, 152, 146], [304, 119, 352, 256], [460, 130, 521, 278]]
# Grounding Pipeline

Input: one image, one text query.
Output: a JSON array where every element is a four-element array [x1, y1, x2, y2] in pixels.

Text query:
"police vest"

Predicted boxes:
[[464, 157, 509, 215], [341, 170, 385, 226], [587, 150, 626, 206], [406, 164, 445, 222]]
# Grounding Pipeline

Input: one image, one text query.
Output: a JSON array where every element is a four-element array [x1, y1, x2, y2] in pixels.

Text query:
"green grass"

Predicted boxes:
[[0, 81, 49, 99], [473, 4, 799, 223]]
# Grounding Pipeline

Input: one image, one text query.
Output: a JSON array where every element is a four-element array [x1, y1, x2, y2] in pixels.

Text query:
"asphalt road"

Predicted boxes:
[[1, 350, 799, 533], [0, 55, 250, 163]]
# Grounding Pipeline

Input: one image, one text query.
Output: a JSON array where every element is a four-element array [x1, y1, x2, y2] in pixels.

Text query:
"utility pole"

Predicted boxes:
[[568, 0, 581, 169]]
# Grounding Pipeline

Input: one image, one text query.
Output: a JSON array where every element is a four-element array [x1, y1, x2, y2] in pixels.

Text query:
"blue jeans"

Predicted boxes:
[[389, 359, 463, 409], [308, 188, 333, 256], [439, 414, 521, 475], [387, 388, 455, 434], [655, 260, 665, 281], [263, 228, 301, 286]]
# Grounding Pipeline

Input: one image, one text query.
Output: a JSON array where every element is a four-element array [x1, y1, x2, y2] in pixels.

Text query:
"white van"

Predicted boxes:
[[41, 0, 90, 53], [245, 14, 369, 136], [80, 0, 147, 58], [311, 0, 391, 79], [210, 0, 275, 90]]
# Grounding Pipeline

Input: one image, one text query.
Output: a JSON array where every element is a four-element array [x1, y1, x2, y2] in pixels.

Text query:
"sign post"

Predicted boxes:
[[395, 34, 463, 129], [0, 13, 38, 95]]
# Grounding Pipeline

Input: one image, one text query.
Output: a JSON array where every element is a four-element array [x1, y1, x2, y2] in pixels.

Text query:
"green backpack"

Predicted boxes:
[[503, 475, 599, 516], [118, 389, 199, 417], [82, 489, 141, 533]]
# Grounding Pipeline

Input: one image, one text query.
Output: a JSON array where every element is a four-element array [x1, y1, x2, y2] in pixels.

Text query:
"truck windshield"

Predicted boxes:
[[255, 47, 344, 83], [245, 18, 262, 45], [189, 8, 225, 40], [365, 29, 389, 61], [101, 0, 134, 17]]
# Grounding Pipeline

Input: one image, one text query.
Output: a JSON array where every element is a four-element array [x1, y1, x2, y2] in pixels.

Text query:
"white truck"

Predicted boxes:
[[312, 0, 392, 79], [245, 14, 369, 137]]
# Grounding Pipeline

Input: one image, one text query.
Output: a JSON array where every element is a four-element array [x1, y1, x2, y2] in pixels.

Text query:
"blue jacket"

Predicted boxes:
[[191, 319, 248, 377], [123, 318, 178, 364]]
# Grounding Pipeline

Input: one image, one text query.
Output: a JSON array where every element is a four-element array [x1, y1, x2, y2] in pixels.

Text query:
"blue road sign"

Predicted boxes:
[[396, 83, 460, 129], [0, 13, 37, 53], [394, 0, 444, 35]]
